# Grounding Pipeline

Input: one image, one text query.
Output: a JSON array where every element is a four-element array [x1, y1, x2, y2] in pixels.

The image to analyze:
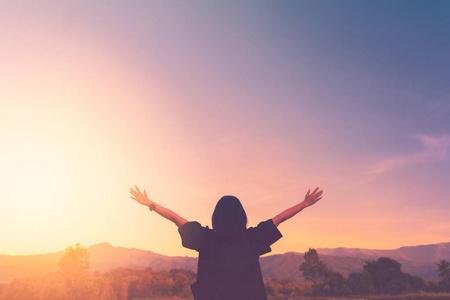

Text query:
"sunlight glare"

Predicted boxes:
[[2, 144, 74, 218]]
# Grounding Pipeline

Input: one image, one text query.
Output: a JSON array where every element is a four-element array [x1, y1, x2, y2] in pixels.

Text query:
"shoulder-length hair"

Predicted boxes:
[[212, 195, 247, 236]]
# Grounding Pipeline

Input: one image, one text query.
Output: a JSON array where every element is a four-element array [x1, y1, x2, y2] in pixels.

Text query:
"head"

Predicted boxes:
[[212, 195, 247, 235]]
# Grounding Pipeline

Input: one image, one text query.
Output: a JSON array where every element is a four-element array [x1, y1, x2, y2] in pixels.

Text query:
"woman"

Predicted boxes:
[[130, 186, 323, 300]]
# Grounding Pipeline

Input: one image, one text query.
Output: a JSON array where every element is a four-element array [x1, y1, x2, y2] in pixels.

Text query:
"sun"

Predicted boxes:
[[1, 143, 74, 218]]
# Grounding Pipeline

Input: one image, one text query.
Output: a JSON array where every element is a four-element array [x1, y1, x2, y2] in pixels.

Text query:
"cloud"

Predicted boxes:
[[368, 135, 450, 175]]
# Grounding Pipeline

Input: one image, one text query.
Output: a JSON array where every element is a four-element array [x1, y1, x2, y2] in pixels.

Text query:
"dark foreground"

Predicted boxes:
[[267, 294, 450, 300], [139, 293, 450, 300]]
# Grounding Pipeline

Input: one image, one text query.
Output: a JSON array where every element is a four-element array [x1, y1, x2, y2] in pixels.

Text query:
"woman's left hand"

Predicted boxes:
[[303, 187, 323, 207]]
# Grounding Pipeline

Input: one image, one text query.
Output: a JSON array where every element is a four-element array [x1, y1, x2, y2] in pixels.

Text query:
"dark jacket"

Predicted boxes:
[[178, 219, 282, 300]]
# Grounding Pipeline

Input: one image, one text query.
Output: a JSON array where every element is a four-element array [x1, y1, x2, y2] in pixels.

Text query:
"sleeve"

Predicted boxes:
[[248, 219, 283, 256], [178, 221, 209, 252]]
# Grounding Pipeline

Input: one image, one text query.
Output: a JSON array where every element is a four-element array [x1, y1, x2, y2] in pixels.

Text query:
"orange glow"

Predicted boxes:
[[2, 143, 73, 217], [1, 1, 449, 258]]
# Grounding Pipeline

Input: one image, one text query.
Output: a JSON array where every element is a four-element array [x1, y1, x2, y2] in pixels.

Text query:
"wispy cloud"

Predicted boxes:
[[368, 135, 450, 175]]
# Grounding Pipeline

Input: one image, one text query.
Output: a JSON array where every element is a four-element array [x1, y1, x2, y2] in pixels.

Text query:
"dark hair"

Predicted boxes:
[[212, 196, 247, 236]]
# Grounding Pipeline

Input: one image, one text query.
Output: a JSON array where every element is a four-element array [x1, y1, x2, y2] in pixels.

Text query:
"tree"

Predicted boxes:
[[437, 259, 450, 280], [59, 243, 90, 279], [438, 278, 450, 293], [403, 273, 426, 292], [323, 270, 350, 296], [299, 248, 328, 284], [58, 243, 90, 299], [363, 257, 404, 294], [426, 280, 439, 293], [170, 269, 195, 298], [347, 271, 376, 295]]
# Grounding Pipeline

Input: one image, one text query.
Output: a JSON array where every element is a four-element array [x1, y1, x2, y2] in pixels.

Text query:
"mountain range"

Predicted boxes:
[[0, 242, 448, 284]]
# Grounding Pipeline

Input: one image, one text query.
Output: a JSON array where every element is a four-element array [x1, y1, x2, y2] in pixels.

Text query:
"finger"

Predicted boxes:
[[130, 196, 137, 200], [316, 197, 322, 201], [144, 189, 148, 197], [135, 185, 142, 194], [316, 190, 323, 197], [312, 187, 319, 194], [129, 189, 137, 196], [306, 189, 310, 196]]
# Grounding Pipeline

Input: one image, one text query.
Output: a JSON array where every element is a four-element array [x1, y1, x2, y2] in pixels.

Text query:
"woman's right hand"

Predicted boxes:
[[303, 187, 323, 207], [130, 186, 152, 207]]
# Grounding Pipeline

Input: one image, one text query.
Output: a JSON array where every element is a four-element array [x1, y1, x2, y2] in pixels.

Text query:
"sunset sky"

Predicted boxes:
[[1, 1, 449, 257]]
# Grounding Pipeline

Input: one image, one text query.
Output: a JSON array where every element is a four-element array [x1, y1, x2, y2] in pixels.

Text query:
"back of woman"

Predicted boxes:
[[179, 218, 282, 300], [130, 186, 323, 300]]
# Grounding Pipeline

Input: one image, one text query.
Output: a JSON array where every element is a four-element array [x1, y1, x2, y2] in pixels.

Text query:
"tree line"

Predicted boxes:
[[0, 244, 449, 299], [294, 248, 450, 297]]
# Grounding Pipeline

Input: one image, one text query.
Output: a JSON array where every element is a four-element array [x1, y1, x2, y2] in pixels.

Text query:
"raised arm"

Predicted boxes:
[[130, 186, 188, 228], [272, 187, 323, 227]]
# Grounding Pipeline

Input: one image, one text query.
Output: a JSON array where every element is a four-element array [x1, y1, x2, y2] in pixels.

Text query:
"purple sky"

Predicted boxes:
[[1, 1, 449, 255]]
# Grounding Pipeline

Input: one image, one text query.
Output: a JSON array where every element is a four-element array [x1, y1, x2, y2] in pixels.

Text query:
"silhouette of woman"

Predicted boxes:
[[130, 186, 323, 300]]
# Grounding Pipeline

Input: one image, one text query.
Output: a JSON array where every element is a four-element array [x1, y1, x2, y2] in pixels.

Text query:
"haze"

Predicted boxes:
[[1, 1, 449, 256]]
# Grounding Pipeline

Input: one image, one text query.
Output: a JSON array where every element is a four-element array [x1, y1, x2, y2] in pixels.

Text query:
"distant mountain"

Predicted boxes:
[[88, 243, 197, 273], [317, 242, 450, 262], [314, 242, 450, 281], [1, 242, 448, 283], [260, 252, 370, 281], [0, 243, 197, 284]]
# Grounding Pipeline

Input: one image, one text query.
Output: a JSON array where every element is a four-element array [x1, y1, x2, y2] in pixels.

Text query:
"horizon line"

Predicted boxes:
[[2, 241, 449, 257]]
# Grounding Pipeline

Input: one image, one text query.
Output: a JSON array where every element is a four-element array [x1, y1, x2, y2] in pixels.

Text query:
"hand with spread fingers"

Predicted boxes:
[[303, 187, 323, 207], [129, 185, 187, 227], [130, 186, 152, 207], [272, 187, 323, 227]]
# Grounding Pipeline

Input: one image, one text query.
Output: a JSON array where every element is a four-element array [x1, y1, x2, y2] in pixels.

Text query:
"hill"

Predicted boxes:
[[317, 242, 450, 262], [88, 243, 197, 273], [0, 242, 448, 283], [0, 243, 198, 283]]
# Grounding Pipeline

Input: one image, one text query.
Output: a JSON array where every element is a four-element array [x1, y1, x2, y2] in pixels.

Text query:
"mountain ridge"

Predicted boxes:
[[1, 242, 448, 284], [316, 242, 450, 262]]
